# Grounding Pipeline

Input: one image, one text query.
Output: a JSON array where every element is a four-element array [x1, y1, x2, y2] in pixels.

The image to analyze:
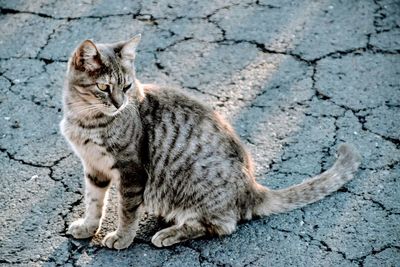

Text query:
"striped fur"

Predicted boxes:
[[61, 37, 361, 249]]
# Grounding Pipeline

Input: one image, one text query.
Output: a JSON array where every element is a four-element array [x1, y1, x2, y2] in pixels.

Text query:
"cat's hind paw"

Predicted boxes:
[[102, 230, 135, 250], [67, 218, 99, 239], [151, 227, 182, 247]]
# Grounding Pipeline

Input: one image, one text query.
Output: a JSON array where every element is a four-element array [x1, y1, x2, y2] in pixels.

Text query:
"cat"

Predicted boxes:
[[60, 34, 361, 250]]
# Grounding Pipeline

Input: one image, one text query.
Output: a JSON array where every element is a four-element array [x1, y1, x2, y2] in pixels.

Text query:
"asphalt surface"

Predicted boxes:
[[0, 0, 399, 266]]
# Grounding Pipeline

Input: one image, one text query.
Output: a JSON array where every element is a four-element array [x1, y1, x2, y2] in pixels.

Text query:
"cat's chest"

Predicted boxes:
[[61, 119, 119, 179], [77, 141, 118, 178]]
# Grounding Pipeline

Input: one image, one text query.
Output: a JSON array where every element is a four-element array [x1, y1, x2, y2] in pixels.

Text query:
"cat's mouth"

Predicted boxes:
[[107, 99, 129, 117]]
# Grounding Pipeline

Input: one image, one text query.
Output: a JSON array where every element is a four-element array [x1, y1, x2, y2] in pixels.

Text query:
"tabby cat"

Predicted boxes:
[[60, 34, 361, 249]]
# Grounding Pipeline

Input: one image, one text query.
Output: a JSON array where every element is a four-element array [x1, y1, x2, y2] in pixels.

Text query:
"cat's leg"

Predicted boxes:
[[68, 173, 110, 238], [151, 213, 238, 247], [103, 175, 144, 250], [151, 222, 206, 247]]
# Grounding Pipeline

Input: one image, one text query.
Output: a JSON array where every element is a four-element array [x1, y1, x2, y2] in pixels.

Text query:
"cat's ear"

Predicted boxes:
[[73, 40, 102, 72], [121, 34, 141, 61]]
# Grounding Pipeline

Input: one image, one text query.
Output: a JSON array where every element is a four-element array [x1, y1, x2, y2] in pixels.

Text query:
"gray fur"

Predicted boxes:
[[61, 36, 362, 249]]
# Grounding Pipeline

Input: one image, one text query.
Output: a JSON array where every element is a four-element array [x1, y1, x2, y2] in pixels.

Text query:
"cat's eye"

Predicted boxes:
[[97, 83, 110, 92], [123, 83, 132, 93]]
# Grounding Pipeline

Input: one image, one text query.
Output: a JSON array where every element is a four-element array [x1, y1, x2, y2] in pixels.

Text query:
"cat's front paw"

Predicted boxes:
[[67, 218, 99, 239], [102, 230, 135, 250]]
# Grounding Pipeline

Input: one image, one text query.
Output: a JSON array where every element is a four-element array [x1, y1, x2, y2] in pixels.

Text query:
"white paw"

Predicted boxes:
[[102, 230, 135, 250], [151, 231, 164, 248], [151, 229, 178, 248], [67, 218, 99, 239]]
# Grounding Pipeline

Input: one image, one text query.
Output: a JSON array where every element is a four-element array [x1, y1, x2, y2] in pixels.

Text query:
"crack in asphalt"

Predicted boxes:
[[0, 56, 68, 63], [339, 183, 400, 216], [36, 21, 68, 60], [357, 245, 400, 267], [0, 7, 142, 21], [270, 225, 399, 266], [0, 145, 71, 168]]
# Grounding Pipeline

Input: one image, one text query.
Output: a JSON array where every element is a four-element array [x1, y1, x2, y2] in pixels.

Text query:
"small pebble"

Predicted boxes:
[[11, 120, 20, 129]]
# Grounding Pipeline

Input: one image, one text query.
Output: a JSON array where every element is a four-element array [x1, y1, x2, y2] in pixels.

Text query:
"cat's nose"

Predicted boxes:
[[112, 99, 123, 108], [110, 93, 124, 109], [111, 94, 124, 109]]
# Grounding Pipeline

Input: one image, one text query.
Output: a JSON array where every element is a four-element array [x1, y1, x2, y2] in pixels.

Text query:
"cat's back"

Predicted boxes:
[[139, 84, 213, 121], [139, 85, 242, 157], [139, 83, 250, 163]]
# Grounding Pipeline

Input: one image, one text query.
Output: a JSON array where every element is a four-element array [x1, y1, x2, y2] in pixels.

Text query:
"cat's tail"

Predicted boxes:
[[254, 143, 362, 216]]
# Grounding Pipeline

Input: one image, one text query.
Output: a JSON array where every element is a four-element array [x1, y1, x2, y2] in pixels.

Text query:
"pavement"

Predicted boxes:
[[0, 0, 399, 266]]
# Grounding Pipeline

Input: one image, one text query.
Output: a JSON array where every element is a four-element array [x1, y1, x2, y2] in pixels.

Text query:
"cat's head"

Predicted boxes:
[[65, 34, 142, 117]]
